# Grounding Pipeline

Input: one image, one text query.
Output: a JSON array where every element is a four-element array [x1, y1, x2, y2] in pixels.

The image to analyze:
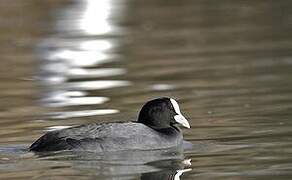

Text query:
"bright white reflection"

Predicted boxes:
[[79, 0, 113, 35], [174, 169, 192, 180], [151, 84, 176, 91], [42, 76, 67, 85], [174, 159, 192, 180], [55, 0, 125, 35], [46, 126, 72, 132], [43, 90, 87, 104], [182, 159, 192, 166], [43, 91, 110, 107], [38, 0, 129, 119], [69, 68, 126, 78], [48, 96, 109, 107], [67, 80, 131, 90], [79, 39, 115, 51], [48, 49, 114, 67], [63, 91, 86, 97], [40, 61, 68, 84], [51, 109, 119, 119], [69, 97, 108, 105]]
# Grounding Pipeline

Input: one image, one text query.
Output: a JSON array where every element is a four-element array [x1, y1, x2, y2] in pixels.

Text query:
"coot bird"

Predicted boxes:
[[29, 97, 190, 152]]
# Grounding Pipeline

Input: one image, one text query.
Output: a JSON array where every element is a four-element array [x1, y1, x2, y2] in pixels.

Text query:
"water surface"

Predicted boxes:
[[1, 0, 292, 179]]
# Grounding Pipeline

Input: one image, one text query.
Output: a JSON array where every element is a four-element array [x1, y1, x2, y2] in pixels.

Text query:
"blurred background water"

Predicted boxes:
[[0, 0, 292, 179]]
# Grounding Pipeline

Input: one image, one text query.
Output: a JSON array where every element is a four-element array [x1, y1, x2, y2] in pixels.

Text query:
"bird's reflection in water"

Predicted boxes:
[[141, 158, 192, 180], [34, 147, 192, 180]]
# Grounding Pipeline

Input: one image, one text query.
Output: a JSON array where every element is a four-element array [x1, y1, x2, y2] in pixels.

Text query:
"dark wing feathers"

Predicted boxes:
[[29, 123, 106, 152], [29, 131, 70, 151]]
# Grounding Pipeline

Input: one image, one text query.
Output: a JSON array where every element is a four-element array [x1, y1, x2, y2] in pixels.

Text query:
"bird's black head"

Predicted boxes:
[[138, 97, 190, 130]]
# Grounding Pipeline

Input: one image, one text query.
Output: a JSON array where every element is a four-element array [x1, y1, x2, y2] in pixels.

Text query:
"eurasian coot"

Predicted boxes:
[[29, 97, 190, 152]]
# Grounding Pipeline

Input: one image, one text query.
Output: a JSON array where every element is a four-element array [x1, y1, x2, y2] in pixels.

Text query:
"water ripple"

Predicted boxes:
[[49, 109, 120, 119]]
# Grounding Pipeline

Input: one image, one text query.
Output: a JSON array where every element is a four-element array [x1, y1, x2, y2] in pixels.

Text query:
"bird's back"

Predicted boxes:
[[29, 122, 183, 152]]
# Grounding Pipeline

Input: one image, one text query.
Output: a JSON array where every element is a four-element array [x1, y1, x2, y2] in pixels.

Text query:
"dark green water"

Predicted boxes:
[[1, 0, 292, 179]]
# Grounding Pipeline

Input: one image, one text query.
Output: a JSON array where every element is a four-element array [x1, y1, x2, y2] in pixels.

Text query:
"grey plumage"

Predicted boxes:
[[29, 97, 190, 152], [30, 122, 183, 152]]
